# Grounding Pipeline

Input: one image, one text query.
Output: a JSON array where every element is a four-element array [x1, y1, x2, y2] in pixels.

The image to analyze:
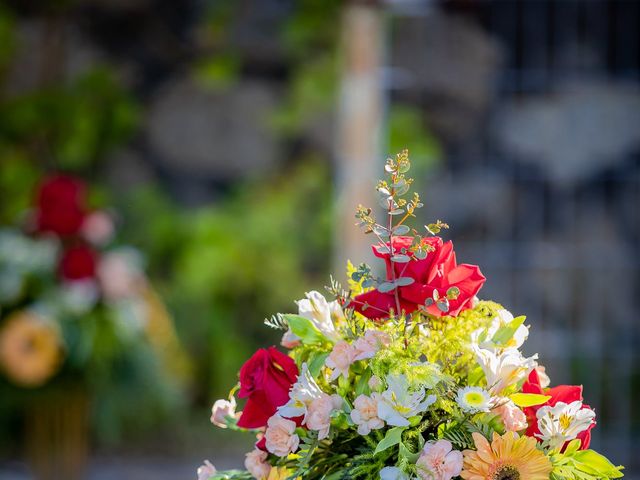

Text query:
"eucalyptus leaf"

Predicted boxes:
[[378, 282, 396, 293], [395, 277, 415, 287], [391, 254, 411, 263], [392, 225, 410, 235]]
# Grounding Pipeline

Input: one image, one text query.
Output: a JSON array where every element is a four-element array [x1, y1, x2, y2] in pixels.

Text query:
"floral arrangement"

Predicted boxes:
[[0, 174, 188, 391], [198, 152, 623, 480]]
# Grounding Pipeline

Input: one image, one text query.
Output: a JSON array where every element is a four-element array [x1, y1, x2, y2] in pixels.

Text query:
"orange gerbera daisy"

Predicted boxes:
[[461, 431, 552, 480], [0, 310, 64, 387]]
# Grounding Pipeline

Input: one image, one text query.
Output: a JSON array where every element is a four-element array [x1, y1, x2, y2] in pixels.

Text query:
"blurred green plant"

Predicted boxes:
[[121, 159, 333, 399]]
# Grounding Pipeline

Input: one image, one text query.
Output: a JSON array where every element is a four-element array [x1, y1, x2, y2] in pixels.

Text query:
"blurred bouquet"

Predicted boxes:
[[198, 152, 623, 480], [0, 174, 188, 419]]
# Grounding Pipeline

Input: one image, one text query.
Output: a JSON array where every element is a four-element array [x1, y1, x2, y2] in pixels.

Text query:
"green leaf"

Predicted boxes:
[[391, 254, 411, 263], [491, 315, 526, 345], [283, 314, 325, 344], [509, 393, 552, 407], [374, 427, 406, 455], [572, 450, 624, 478], [355, 368, 372, 396], [399, 441, 421, 463], [308, 351, 329, 376]]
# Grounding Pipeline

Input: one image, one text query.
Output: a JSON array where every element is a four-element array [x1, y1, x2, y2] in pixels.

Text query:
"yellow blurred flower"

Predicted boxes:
[[267, 467, 299, 480], [461, 431, 551, 480], [0, 310, 64, 387]]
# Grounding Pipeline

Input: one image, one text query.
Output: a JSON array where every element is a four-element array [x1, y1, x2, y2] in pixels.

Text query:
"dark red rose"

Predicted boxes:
[[352, 236, 485, 320], [35, 175, 87, 236], [59, 245, 98, 280], [522, 369, 595, 450], [237, 347, 298, 429]]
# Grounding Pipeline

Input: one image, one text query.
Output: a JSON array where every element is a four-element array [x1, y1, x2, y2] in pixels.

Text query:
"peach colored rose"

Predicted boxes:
[[245, 449, 271, 479], [196, 460, 217, 480], [353, 330, 391, 361], [280, 330, 301, 349], [351, 394, 384, 435], [210, 397, 237, 428], [416, 440, 462, 480], [492, 399, 528, 432], [325, 341, 356, 381], [265, 415, 299, 457], [306, 394, 342, 440]]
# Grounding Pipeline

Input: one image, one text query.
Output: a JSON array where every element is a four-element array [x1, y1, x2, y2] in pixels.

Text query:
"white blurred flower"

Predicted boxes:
[[536, 401, 596, 449], [210, 397, 237, 428], [377, 375, 436, 427], [81, 211, 114, 246], [380, 467, 409, 480], [60, 279, 99, 314], [456, 387, 491, 413], [473, 346, 537, 395], [196, 460, 217, 480], [97, 248, 145, 301]]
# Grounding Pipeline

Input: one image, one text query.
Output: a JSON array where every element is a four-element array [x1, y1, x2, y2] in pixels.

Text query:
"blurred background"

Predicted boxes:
[[0, 0, 638, 478]]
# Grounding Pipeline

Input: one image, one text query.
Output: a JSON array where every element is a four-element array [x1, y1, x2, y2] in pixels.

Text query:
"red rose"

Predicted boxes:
[[352, 236, 485, 319], [522, 369, 595, 450], [35, 175, 87, 236], [60, 245, 98, 280], [237, 347, 298, 429]]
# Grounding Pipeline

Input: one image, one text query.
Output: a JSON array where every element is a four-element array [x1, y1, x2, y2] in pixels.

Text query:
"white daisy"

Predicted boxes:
[[456, 386, 491, 413]]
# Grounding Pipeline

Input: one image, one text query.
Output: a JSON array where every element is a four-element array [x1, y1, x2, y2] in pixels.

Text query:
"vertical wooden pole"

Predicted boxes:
[[334, 1, 385, 275]]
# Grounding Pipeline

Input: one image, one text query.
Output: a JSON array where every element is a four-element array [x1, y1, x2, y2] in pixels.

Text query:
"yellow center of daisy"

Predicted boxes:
[[493, 465, 521, 480], [464, 392, 485, 406]]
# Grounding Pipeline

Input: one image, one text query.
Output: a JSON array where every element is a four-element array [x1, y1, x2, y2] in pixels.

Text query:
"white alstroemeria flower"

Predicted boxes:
[[282, 291, 343, 345], [278, 363, 322, 420], [377, 374, 436, 427], [379, 466, 409, 480], [536, 401, 596, 449], [471, 309, 529, 352], [473, 345, 537, 395], [456, 386, 491, 413]]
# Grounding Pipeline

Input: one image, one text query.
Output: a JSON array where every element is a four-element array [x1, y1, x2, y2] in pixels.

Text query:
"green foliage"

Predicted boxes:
[[550, 440, 624, 480]]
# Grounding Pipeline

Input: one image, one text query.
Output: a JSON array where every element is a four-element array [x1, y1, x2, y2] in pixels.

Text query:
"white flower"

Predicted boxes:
[[380, 467, 409, 480], [473, 345, 537, 395], [280, 330, 301, 349], [81, 211, 114, 246], [536, 401, 596, 449], [306, 393, 342, 440], [471, 309, 529, 352], [97, 248, 145, 301], [353, 330, 391, 361], [326, 341, 356, 381], [278, 363, 322, 420], [265, 415, 300, 457], [210, 397, 237, 428], [282, 291, 342, 344], [455, 387, 491, 413], [377, 375, 436, 427], [196, 460, 217, 480], [351, 394, 385, 435], [536, 365, 551, 388]]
